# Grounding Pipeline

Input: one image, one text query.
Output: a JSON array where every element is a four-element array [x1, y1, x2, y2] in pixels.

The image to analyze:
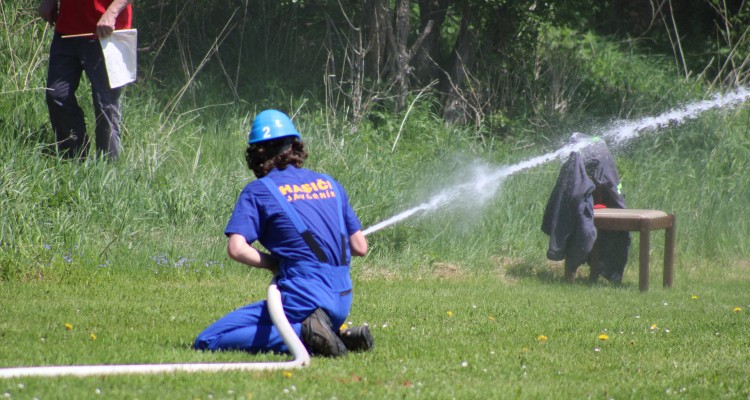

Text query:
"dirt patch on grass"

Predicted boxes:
[[356, 258, 565, 284], [490, 256, 528, 284], [433, 262, 464, 279], [355, 263, 399, 280], [354, 262, 469, 281], [719, 259, 750, 282], [491, 256, 567, 284]]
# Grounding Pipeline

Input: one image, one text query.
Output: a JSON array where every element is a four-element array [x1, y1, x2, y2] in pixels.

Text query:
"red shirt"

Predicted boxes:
[[55, 0, 132, 35]]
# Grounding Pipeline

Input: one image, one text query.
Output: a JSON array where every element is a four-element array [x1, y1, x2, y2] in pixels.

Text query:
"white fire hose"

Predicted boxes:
[[0, 282, 310, 378]]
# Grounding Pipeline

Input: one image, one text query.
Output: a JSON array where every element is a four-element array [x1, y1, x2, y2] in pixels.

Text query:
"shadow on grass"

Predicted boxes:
[[505, 259, 635, 289]]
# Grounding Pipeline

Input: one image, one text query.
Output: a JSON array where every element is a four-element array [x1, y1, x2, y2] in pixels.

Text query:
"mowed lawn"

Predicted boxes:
[[1, 258, 749, 399]]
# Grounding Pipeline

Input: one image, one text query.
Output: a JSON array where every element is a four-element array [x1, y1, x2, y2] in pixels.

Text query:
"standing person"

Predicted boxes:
[[194, 109, 373, 357], [38, 0, 134, 160]]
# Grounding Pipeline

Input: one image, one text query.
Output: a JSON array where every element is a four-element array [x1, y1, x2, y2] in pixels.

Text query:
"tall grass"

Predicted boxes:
[[1, 2, 750, 398]]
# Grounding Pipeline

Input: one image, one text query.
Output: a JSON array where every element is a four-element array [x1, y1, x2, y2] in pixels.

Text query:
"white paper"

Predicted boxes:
[[100, 29, 137, 89]]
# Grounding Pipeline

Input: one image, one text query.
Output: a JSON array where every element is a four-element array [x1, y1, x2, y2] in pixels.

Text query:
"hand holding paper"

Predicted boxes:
[[99, 29, 137, 89]]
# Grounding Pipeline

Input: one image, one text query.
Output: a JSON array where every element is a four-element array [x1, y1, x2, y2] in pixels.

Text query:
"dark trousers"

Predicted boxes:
[[46, 33, 122, 160]]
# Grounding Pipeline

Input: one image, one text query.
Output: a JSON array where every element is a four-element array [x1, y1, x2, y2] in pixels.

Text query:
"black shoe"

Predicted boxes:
[[339, 324, 373, 352], [301, 309, 347, 357]]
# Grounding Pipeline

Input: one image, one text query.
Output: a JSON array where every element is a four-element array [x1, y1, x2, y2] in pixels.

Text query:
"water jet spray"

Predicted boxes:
[[363, 88, 750, 237]]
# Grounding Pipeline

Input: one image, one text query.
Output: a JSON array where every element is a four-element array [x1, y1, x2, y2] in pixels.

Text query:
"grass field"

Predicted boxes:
[[2, 259, 750, 399], [2, 1, 750, 398]]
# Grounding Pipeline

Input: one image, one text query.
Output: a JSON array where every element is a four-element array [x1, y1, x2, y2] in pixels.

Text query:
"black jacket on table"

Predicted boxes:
[[542, 136, 631, 282], [541, 151, 596, 270]]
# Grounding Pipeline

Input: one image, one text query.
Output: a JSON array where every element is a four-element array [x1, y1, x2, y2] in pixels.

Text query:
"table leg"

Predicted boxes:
[[663, 215, 675, 288], [639, 227, 650, 292]]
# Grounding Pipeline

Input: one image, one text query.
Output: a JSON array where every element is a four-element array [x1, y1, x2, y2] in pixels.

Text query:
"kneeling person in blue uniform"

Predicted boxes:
[[194, 109, 372, 357]]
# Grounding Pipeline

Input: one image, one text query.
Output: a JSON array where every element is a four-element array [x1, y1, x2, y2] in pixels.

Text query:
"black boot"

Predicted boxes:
[[339, 325, 373, 352], [301, 309, 348, 357]]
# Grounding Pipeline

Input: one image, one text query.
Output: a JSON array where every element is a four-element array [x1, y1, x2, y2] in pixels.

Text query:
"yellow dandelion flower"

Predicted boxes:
[[537, 335, 548, 343], [90, 333, 97, 341], [447, 311, 454, 317], [282, 371, 293, 378], [64, 323, 73, 331], [339, 323, 348, 332], [690, 294, 699, 300], [598, 333, 609, 341], [488, 316, 496, 322], [733, 307, 742, 313], [650, 323, 658, 330]]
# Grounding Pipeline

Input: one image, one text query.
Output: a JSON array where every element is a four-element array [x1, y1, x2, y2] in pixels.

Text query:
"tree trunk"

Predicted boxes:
[[362, 0, 447, 113], [442, 1, 476, 124], [413, 0, 450, 85], [393, 0, 411, 111], [363, 0, 390, 82]]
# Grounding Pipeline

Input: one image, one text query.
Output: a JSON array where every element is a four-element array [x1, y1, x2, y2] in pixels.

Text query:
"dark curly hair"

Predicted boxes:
[[245, 137, 308, 178]]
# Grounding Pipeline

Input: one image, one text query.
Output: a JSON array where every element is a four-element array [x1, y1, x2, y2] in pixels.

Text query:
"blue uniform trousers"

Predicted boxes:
[[194, 262, 352, 353]]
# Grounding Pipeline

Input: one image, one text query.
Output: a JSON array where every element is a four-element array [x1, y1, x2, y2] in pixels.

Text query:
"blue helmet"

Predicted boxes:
[[248, 109, 301, 144]]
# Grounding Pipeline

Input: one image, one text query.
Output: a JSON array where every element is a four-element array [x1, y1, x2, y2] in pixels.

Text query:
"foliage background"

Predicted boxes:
[[1, 1, 749, 398]]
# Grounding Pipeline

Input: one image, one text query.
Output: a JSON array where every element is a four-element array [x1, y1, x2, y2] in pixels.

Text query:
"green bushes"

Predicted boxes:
[[2, 0, 749, 280]]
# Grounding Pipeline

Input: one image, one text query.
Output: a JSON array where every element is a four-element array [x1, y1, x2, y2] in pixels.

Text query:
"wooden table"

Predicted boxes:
[[592, 208, 675, 291]]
